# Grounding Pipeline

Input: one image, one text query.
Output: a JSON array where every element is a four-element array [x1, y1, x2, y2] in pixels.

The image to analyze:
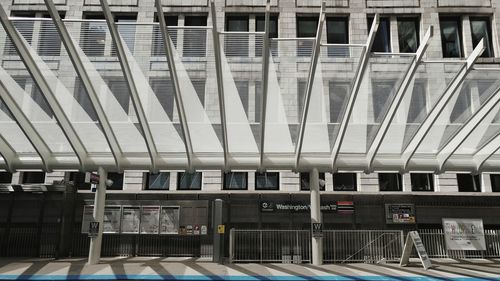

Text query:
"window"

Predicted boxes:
[[297, 16, 318, 56], [5, 13, 34, 55], [223, 172, 248, 190], [38, 14, 63, 56], [440, 17, 463, 58], [177, 172, 202, 190], [105, 77, 130, 114], [407, 80, 427, 123], [333, 173, 357, 191], [378, 173, 402, 191], [149, 78, 175, 119], [112, 15, 137, 56], [22, 172, 45, 184], [0, 172, 12, 184], [184, 16, 208, 57], [398, 17, 419, 53], [326, 17, 349, 57], [225, 15, 249, 57], [255, 172, 279, 190], [368, 16, 391, 52], [74, 78, 99, 121], [81, 14, 107, 56], [329, 81, 350, 123], [152, 16, 178, 56], [235, 81, 249, 117], [457, 174, 481, 192], [372, 80, 396, 122], [107, 172, 124, 190], [256, 15, 278, 56], [410, 173, 434, 191], [470, 17, 494, 58], [300, 172, 325, 191], [13, 76, 54, 119], [69, 172, 90, 190], [490, 174, 500, 192], [449, 82, 472, 123], [145, 172, 170, 190]]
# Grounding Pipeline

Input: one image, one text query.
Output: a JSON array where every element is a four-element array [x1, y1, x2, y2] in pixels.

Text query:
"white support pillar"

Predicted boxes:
[[88, 167, 107, 265], [310, 168, 323, 265]]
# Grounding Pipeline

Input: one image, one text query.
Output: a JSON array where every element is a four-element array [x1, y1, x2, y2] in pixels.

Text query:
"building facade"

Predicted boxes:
[[0, 0, 500, 259]]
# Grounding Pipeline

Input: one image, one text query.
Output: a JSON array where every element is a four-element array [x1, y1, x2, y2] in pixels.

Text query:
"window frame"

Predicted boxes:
[[457, 173, 481, 192], [397, 16, 420, 53], [145, 172, 170, 190], [300, 172, 326, 191], [106, 172, 124, 190], [410, 173, 434, 192], [378, 173, 403, 192], [332, 173, 357, 191], [22, 172, 46, 184], [368, 16, 391, 53], [469, 16, 494, 58], [490, 174, 500, 192], [439, 16, 464, 58], [255, 172, 280, 191], [223, 172, 248, 190], [177, 172, 202, 190]]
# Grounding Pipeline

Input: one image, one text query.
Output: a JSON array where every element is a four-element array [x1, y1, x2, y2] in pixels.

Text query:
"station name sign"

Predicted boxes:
[[260, 201, 354, 214]]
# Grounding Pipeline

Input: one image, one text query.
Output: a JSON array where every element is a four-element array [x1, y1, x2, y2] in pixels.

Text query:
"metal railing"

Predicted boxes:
[[229, 229, 403, 263]]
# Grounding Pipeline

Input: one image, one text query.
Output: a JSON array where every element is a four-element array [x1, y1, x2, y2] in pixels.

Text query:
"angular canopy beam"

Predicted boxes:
[[258, 0, 271, 171], [155, 0, 194, 171], [210, 0, 229, 171], [0, 75, 52, 171], [99, 0, 158, 172], [366, 26, 433, 172], [294, 1, 326, 170], [0, 3, 88, 170], [44, 0, 123, 171], [438, 86, 500, 171], [475, 132, 500, 172], [331, 14, 379, 170], [402, 40, 485, 171], [0, 129, 18, 172]]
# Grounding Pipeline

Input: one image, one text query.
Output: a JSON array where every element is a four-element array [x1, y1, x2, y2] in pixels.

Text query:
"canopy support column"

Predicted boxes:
[[0, 3, 88, 171], [294, 2, 325, 170], [438, 87, 500, 171], [310, 167, 322, 265], [44, 0, 123, 171], [366, 26, 433, 172], [331, 15, 379, 170], [402, 40, 485, 171], [155, 0, 194, 171], [210, 0, 229, 171], [258, 0, 271, 170], [99, 0, 158, 172], [88, 167, 107, 265]]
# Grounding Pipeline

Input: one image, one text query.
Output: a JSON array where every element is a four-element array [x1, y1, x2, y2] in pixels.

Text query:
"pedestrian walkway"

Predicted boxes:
[[0, 257, 499, 280]]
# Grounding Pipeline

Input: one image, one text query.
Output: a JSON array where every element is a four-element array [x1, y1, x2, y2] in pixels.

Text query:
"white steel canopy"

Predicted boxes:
[[0, 0, 498, 173]]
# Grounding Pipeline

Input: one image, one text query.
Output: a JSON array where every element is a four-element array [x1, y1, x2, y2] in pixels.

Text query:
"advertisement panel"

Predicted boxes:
[[385, 204, 416, 224], [442, 218, 486, 251], [140, 206, 160, 234], [160, 206, 180, 234], [121, 206, 141, 234]]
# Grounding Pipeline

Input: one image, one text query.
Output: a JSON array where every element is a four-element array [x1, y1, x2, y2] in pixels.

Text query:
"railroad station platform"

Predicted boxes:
[[0, 258, 499, 280]]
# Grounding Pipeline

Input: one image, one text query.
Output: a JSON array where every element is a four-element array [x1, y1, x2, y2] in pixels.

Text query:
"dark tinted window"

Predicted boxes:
[[440, 17, 463, 58], [333, 173, 357, 191], [368, 16, 391, 52], [457, 174, 481, 192], [398, 17, 419, 53], [177, 172, 202, 190], [490, 174, 500, 192], [22, 172, 45, 184], [300, 172, 325, 191], [470, 17, 493, 57], [152, 15, 178, 56], [0, 172, 12, 184], [410, 173, 434, 191], [297, 16, 318, 56], [107, 172, 124, 190], [146, 172, 169, 190], [326, 17, 348, 57], [256, 15, 278, 56], [184, 16, 208, 57], [329, 81, 350, 123], [225, 15, 249, 57], [255, 172, 279, 190], [379, 173, 402, 191], [223, 172, 248, 190], [69, 172, 90, 190], [81, 14, 106, 56]]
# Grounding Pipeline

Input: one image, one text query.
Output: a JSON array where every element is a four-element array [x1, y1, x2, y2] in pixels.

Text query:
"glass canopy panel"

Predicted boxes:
[[0, 100, 38, 154], [2, 19, 77, 155], [378, 61, 466, 154], [67, 19, 149, 154], [300, 44, 364, 155], [219, 32, 262, 157], [339, 53, 414, 154], [416, 69, 500, 154], [165, 26, 223, 158], [116, 22, 186, 155], [266, 38, 314, 156]]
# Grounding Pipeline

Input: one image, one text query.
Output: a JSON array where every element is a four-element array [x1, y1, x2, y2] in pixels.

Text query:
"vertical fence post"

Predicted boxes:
[[260, 230, 263, 263], [229, 228, 233, 263]]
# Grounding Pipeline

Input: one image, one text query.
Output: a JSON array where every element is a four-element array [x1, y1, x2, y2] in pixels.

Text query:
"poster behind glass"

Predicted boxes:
[[121, 206, 141, 234], [103, 206, 121, 233], [140, 206, 160, 234], [160, 206, 180, 234], [81, 205, 94, 233]]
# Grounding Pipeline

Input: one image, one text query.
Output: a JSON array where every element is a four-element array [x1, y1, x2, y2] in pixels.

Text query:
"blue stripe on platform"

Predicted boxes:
[[0, 275, 498, 281]]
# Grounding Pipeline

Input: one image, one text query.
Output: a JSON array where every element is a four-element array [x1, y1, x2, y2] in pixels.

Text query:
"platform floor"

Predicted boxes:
[[0, 257, 499, 280]]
